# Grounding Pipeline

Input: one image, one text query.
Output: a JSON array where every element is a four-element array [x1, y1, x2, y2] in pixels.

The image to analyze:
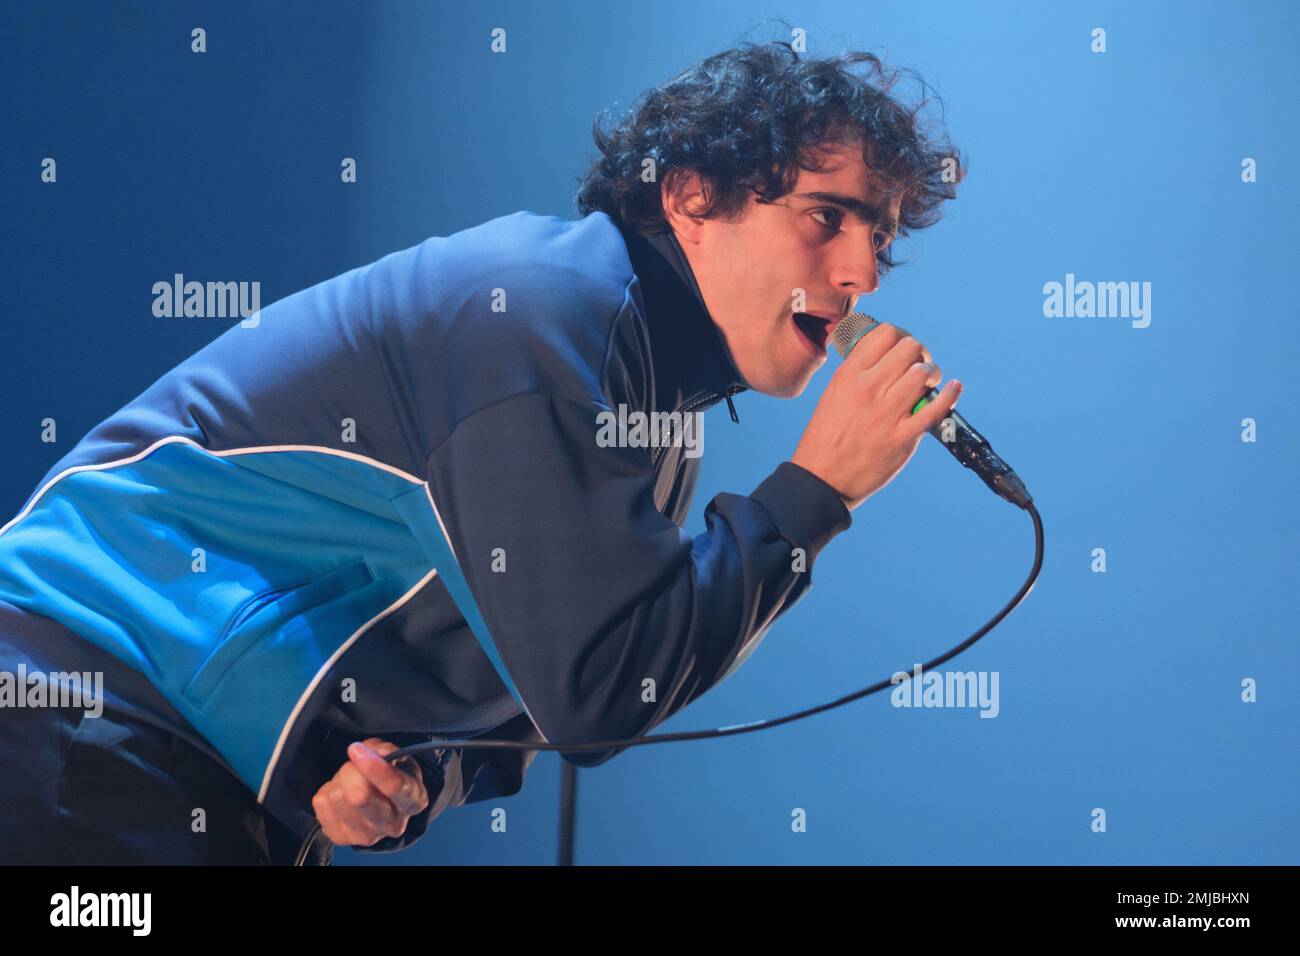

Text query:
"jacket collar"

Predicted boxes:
[[615, 221, 748, 414]]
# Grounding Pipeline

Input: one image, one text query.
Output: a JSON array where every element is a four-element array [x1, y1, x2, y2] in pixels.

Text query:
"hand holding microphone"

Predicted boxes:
[[792, 319, 961, 511], [792, 314, 1032, 512]]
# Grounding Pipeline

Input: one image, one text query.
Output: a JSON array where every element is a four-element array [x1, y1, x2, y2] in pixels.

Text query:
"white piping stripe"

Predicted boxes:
[[257, 565, 442, 803], [0, 435, 424, 539], [422, 482, 459, 564], [423, 481, 549, 745]]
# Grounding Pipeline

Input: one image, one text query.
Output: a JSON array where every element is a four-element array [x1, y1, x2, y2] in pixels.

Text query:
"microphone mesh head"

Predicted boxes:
[[830, 312, 880, 359]]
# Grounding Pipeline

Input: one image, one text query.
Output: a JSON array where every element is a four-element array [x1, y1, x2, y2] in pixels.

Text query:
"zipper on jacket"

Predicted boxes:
[[651, 384, 744, 468]]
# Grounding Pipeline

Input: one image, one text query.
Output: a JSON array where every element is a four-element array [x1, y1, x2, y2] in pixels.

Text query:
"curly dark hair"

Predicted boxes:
[[575, 38, 965, 276]]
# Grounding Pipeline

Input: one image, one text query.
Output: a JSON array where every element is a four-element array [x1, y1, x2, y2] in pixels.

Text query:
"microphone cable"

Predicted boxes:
[[294, 498, 1044, 866]]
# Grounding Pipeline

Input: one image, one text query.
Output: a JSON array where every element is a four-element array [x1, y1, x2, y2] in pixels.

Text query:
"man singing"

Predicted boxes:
[[0, 40, 962, 864]]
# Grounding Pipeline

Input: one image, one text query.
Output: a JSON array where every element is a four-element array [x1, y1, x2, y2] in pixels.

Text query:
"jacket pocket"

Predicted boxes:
[[182, 557, 376, 707]]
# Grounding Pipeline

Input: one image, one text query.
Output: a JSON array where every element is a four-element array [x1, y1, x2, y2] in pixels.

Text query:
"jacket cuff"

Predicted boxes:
[[748, 461, 852, 561]]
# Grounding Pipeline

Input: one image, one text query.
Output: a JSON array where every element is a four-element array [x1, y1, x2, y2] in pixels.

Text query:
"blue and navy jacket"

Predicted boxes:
[[0, 210, 852, 850]]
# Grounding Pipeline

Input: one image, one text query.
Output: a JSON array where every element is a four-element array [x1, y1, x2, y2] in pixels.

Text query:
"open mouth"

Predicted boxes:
[[792, 312, 834, 355]]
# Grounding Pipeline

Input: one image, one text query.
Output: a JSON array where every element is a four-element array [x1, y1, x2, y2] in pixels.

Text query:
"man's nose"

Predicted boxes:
[[830, 229, 881, 299]]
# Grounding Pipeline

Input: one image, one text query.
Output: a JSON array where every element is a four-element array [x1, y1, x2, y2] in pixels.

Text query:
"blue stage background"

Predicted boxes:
[[2, 1, 1295, 865]]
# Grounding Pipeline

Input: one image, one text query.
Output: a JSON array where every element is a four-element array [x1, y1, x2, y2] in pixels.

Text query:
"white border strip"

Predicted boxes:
[[257, 565, 442, 802], [423, 482, 459, 563], [0, 435, 425, 539], [423, 481, 549, 745]]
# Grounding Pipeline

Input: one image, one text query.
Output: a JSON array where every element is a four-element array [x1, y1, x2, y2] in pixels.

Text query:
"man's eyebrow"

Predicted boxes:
[[792, 191, 898, 233]]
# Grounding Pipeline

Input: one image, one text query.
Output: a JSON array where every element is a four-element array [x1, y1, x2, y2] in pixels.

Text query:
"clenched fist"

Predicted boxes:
[[310, 737, 429, 848], [792, 322, 962, 511]]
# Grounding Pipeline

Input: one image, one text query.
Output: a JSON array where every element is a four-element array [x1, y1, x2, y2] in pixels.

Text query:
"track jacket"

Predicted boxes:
[[0, 210, 853, 851]]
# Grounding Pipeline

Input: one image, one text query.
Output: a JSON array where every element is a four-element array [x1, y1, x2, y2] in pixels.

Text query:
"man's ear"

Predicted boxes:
[[660, 169, 708, 244]]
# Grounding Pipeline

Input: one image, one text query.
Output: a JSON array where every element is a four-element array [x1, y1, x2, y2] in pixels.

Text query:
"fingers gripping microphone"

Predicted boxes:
[[830, 313, 1033, 510]]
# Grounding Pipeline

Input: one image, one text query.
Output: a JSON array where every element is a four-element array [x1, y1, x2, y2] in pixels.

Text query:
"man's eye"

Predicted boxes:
[[874, 231, 894, 251], [810, 208, 843, 232]]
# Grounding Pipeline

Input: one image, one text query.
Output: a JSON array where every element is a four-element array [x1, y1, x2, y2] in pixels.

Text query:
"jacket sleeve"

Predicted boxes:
[[421, 389, 852, 768]]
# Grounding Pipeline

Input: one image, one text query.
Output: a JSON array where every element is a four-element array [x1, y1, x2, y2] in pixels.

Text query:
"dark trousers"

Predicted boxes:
[[0, 607, 331, 865]]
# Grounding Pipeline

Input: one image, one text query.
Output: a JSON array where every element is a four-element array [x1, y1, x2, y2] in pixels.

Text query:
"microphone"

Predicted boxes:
[[830, 313, 1033, 510]]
